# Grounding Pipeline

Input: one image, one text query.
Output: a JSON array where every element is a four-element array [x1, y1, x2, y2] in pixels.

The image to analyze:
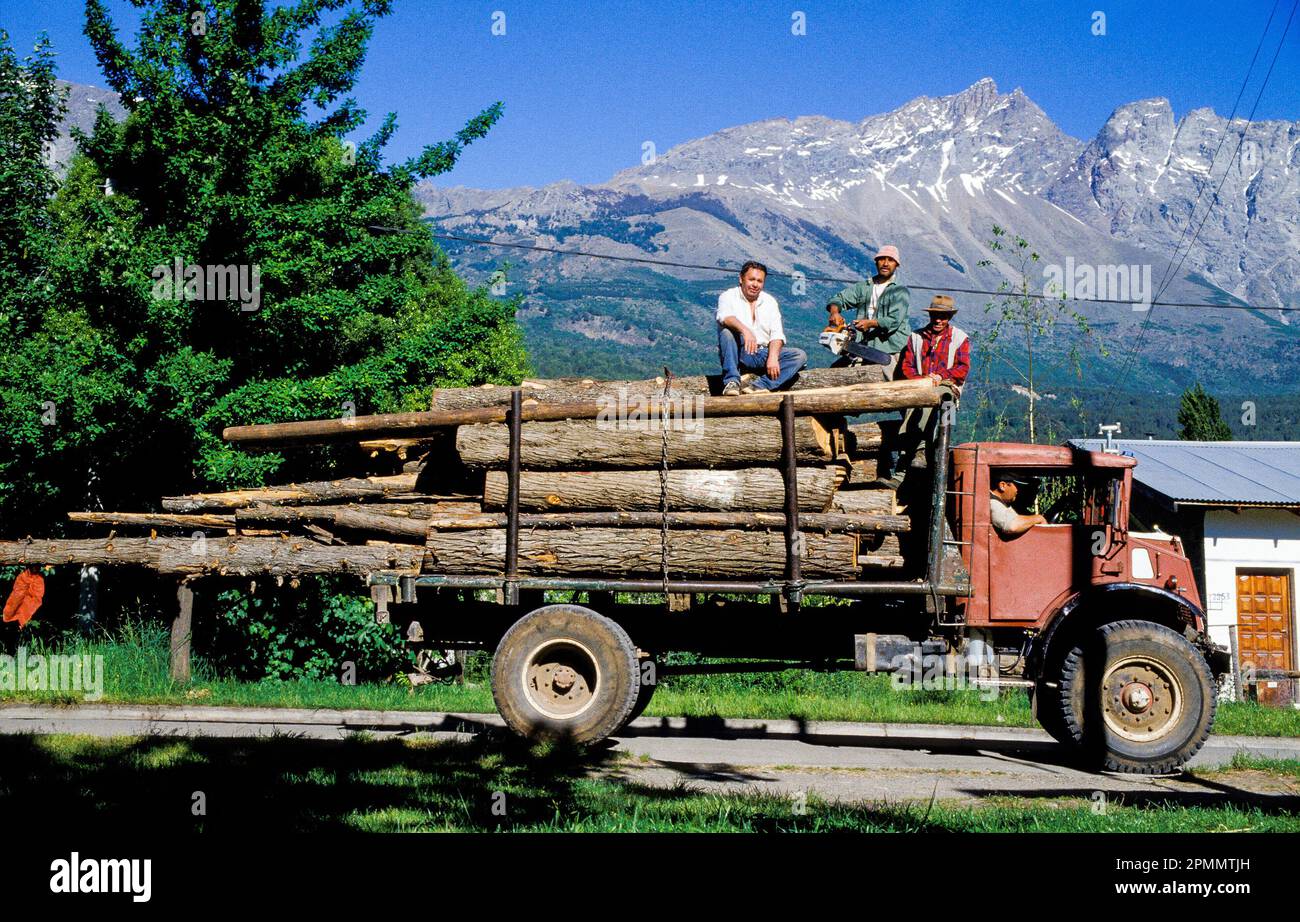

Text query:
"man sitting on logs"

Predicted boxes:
[[717, 261, 808, 396], [825, 244, 911, 378], [878, 294, 969, 486]]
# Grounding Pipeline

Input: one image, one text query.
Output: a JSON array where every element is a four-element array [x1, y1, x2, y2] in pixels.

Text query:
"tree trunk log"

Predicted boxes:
[[223, 379, 945, 448], [425, 528, 858, 578], [458, 416, 835, 470], [427, 510, 910, 533], [69, 511, 236, 529], [162, 474, 426, 512], [0, 537, 425, 576], [430, 365, 887, 411], [483, 468, 841, 511], [830, 488, 896, 515]]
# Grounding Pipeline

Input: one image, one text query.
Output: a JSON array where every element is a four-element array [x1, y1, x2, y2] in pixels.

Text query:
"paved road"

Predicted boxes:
[[3, 704, 1298, 805]]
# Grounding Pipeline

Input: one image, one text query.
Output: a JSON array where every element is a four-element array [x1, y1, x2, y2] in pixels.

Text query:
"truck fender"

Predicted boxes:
[[1034, 582, 1208, 677]]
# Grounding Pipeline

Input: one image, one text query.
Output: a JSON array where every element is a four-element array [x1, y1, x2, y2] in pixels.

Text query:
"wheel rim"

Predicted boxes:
[[522, 638, 601, 720], [1102, 655, 1184, 744]]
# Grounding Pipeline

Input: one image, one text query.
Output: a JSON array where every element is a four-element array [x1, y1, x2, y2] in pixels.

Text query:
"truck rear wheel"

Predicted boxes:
[[1056, 619, 1215, 774], [491, 604, 640, 745]]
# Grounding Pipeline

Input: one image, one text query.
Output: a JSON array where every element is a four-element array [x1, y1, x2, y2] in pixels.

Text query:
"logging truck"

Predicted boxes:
[[356, 384, 1229, 776], [0, 370, 1229, 774]]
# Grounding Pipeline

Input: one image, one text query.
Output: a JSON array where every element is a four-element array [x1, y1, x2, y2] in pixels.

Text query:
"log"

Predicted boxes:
[[847, 421, 901, 454], [235, 501, 477, 524], [840, 458, 879, 485], [458, 416, 834, 470], [430, 366, 888, 411], [425, 528, 859, 578], [0, 537, 425, 576], [162, 474, 424, 512], [483, 468, 841, 512], [69, 511, 236, 530], [426, 510, 910, 533], [831, 488, 896, 515], [222, 379, 947, 448]]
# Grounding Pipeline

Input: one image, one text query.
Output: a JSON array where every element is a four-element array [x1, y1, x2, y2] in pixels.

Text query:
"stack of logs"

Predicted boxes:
[[0, 366, 932, 580]]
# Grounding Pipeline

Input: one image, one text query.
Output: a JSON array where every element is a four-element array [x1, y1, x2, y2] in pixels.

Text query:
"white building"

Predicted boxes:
[[1073, 440, 1300, 700]]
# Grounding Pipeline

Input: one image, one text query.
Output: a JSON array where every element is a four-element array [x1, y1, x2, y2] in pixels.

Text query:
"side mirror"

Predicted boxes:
[[1108, 479, 1124, 533]]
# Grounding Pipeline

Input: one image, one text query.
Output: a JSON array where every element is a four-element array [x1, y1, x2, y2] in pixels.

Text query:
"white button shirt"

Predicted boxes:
[[715, 286, 786, 346]]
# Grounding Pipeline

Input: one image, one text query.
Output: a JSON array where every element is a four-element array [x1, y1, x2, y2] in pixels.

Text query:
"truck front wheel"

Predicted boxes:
[[1055, 619, 1215, 774], [491, 604, 640, 745]]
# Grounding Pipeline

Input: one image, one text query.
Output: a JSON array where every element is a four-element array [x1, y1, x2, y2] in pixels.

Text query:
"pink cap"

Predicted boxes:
[[875, 245, 900, 263]]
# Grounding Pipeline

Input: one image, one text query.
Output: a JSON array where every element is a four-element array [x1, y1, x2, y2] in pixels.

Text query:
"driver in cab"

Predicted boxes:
[[989, 472, 1047, 538]]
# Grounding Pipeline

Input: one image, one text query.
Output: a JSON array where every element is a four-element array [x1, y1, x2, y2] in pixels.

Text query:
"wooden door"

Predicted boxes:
[[1236, 571, 1295, 705]]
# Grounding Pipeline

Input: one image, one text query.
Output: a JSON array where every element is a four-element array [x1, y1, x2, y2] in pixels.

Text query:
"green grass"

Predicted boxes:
[[4, 734, 1296, 832], [4, 634, 1298, 739]]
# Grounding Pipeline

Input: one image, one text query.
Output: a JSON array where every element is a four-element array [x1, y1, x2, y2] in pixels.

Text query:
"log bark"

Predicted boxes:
[[430, 365, 888, 411], [162, 474, 424, 512], [0, 537, 425, 576], [459, 416, 834, 470], [69, 511, 235, 529], [222, 379, 946, 448], [831, 488, 896, 515], [425, 528, 858, 578], [427, 510, 910, 533], [847, 421, 900, 454], [483, 468, 841, 512], [840, 458, 879, 485]]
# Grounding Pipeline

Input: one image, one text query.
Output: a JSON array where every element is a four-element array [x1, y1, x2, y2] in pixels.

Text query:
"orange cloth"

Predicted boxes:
[[3, 569, 44, 628]]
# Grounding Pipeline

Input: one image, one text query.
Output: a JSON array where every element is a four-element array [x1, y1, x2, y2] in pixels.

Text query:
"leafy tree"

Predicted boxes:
[[972, 226, 1105, 443], [1178, 383, 1232, 441], [0, 0, 528, 536]]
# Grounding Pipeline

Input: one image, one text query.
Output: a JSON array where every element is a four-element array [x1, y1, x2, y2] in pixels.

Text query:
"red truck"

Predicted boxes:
[[369, 400, 1228, 774]]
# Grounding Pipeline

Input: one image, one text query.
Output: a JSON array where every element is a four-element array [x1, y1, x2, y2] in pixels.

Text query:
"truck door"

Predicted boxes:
[[986, 473, 1085, 622]]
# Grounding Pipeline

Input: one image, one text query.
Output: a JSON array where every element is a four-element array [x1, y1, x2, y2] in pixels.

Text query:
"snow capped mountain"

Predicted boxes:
[[418, 79, 1300, 391]]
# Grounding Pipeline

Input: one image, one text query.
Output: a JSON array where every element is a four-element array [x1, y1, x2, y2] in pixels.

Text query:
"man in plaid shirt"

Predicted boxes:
[[879, 295, 969, 487]]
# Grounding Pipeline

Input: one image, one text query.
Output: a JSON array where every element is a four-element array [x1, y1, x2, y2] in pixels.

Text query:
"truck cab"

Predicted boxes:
[[948, 441, 1225, 773]]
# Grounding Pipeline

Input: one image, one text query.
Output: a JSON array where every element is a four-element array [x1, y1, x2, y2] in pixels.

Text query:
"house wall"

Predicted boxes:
[[1201, 508, 1300, 667]]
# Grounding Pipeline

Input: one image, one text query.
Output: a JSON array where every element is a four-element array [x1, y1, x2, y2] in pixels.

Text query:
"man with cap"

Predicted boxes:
[[989, 472, 1047, 537], [877, 294, 971, 486], [825, 245, 911, 378]]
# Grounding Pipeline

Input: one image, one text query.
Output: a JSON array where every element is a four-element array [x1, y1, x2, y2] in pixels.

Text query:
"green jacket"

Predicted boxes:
[[828, 278, 911, 355]]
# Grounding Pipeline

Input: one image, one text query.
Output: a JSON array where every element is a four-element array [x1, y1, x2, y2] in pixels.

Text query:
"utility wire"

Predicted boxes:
[[1100, 0, 1298, 420], [367, 226, 1298, 313]]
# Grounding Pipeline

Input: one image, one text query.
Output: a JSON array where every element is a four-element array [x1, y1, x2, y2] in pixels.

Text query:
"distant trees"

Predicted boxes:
[[1178, 383, 1232, 441]]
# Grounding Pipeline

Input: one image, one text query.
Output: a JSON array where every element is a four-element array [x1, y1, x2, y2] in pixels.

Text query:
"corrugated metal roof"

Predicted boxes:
[[1068, 440, 1300, 507]]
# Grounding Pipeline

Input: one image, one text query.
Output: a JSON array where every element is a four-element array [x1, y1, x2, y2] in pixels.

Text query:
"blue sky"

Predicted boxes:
[[7, 0, 1299, 189]]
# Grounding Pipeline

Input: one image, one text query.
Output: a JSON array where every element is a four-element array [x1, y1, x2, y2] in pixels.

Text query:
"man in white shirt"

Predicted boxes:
[[989, 473, 1046, 537], [716, 261, 807, 395]]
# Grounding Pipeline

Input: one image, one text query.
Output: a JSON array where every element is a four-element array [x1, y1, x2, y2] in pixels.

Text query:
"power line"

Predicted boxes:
[[1100, 0, 1298, 420], [367, 227, 1298, 313]]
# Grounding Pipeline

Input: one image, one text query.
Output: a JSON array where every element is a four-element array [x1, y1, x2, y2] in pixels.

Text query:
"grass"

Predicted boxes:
[[3, 633, 1298, 739], [4, 733, 1296, 833]]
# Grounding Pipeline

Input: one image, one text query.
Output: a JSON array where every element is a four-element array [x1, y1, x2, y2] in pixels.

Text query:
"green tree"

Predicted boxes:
[[1177, 383, 1232, 441], [0, 0, 528, 535], [972, 227, 1105, 443]]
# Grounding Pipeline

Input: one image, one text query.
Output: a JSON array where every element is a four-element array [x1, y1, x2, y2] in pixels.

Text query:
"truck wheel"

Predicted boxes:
[[1057, 619, 1215, 774], [616, 659, 658, 732], [491, 604, 640, 745]]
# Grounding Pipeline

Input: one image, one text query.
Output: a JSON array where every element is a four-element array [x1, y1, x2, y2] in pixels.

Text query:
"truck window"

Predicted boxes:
[[1026, 474, 1117, 526]]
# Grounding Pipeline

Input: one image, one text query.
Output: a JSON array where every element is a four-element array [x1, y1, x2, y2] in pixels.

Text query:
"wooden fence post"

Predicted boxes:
[[170, 580, 194, 683]]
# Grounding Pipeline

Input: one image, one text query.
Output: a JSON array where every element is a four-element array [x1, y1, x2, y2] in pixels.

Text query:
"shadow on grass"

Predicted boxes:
[[0, 731, 632, 832]]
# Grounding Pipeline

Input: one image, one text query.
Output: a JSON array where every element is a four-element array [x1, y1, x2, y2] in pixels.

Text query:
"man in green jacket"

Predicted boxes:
[[825, 244, 911, 378]]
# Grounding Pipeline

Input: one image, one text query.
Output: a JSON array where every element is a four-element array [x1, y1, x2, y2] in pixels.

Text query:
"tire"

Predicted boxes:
[[490, 604, 640, 745], [616, 658, 658, 732], [1056, 619, 1215, 774]]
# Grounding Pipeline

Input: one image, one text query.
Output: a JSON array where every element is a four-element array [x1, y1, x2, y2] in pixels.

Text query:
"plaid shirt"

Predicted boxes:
[[900, 324, 970, 385]]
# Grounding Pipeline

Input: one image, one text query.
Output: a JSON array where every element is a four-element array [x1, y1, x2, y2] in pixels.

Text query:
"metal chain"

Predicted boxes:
[[659, 366, 673, 593]]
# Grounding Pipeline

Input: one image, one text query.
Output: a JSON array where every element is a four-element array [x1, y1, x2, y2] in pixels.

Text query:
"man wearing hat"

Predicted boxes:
[[877, 294, 970, 486], [989, 473, 1047, 537], [825, 245, 911, 378]]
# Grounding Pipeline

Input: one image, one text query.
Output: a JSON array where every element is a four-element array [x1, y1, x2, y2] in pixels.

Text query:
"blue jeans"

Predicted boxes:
[[717, 326, 808, 391]]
